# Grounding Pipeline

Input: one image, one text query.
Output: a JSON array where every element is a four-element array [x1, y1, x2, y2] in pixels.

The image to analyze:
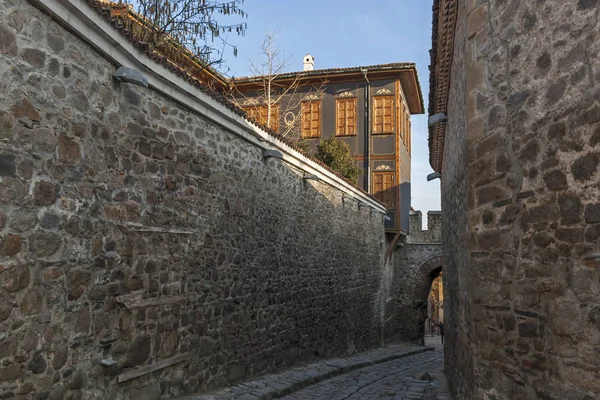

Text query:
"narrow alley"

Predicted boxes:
[[188, 337, 448, 400], [279, 337, 448, 400]]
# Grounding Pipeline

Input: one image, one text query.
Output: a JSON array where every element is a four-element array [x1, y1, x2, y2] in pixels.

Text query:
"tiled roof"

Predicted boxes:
[[428, 0, 458, 173], [83, 0, 387, 204], [93, 1, 228, 86], [233, 62, 425, 114], [232, 62, 417, 82]]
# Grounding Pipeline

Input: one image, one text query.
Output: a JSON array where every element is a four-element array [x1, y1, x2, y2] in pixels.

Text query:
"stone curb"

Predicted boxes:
[[184, 344, 434, 400]]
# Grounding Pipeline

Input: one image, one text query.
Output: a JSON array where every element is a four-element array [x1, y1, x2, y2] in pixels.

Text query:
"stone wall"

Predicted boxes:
[[384, 211, 442, 344], [0, 1, 388, 399], [441, 0, 600, 399], [405, 211, 442, 244], [439, 1, 476, 398]]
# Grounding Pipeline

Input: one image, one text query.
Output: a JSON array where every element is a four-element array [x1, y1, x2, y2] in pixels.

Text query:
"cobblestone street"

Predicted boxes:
[[279, 336, 448, 400], [189, 337, 448, 400]]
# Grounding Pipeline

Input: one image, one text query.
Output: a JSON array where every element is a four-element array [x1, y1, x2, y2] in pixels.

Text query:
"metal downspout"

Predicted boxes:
[[362, 69, 370, 192]]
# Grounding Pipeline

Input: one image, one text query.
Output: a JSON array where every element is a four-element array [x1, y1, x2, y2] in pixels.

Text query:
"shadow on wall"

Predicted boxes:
[[383, 211, 442, 345], [0, 1, 391, 398], [368, 182, 411, 233], [412, 257, 443, 344]]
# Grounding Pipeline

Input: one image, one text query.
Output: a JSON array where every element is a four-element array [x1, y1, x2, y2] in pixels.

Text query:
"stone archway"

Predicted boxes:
[[412, 256, 443, 344], [414, 256, 443, 305]]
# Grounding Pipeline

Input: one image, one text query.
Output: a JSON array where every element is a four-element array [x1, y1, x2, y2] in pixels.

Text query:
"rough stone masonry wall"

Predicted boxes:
[[0, 1, 388, 399], [384, 211, 441, 344], [405, 211, 442, 245], [439, 1, 475, 399], [443, 0, 600, 399]]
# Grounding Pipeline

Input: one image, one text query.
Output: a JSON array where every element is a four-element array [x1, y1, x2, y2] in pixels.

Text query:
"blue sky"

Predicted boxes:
[[220, 0, 441, 217]]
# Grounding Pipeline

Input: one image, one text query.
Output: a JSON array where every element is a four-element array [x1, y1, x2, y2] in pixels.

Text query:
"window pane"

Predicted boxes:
[[373, 96, 395, 134], [302, 101, 320, 138], [373, 172, 395, 209]]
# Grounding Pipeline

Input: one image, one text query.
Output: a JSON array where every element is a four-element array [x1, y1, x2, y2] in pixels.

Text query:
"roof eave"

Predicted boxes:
[[232, 64, 425, 114], [428, 0, 458, 173]]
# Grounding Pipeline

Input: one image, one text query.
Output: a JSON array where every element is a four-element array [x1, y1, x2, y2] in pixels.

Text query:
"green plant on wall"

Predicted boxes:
[[314, 138, 363, 183]]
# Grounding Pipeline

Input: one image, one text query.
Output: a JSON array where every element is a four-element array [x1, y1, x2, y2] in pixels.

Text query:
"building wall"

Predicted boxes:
[[0, 1, 389, 398], [234, 78, 411, 232], [398, 83, 412, 233], [405, 211, 442, 244], [384, 210, 442, 344], [442, 0, 600, 399], [439, 1, 475, 398]]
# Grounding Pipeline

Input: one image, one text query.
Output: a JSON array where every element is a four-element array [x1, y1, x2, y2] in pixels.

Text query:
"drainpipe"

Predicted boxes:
[[361, 69, 370, 192]]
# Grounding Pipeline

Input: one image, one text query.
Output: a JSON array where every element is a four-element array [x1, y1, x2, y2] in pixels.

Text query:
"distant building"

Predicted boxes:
[[97, 2, 426, 234], [231, 58, 425, 234], [427, 274, 444, 334]]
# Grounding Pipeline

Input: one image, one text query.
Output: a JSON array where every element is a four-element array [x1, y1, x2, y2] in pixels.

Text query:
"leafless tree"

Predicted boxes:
[[229, 29, 328, 146], [116, 0, 247, 70]]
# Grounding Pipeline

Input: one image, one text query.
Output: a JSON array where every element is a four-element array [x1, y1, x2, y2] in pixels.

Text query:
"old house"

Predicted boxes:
[[96, 1, 426, 236], [231, 60, 425, 234]]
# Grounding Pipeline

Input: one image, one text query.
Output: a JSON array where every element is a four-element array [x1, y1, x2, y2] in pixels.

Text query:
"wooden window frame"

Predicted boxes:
[[242, 104, 279, 132], [372, 171, 396, 210], [372, 95, 395, 135], [400, 112, 410, 154], [301, 100, 321, 138], [407, 118, 412, 155], [399, 104, 404, 140], [336, 97, 357, 136]]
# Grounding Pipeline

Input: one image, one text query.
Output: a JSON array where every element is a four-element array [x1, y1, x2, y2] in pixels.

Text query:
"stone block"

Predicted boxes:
[[3, 233, 22, 256], [467, 5, 488, 39], [125, 335, 151, 367], [69, 370, 86, 390], [21, 287, 43, 315], [228, 363, 246, 381], [29, 232, 62, 256], [0, 24, 17, 56], [10, 97, 40, 121], [467, 0, 478, 14], [584, 204, 600, 224], [1, 265, 30, 292], [130, 385, 159, 400], [0, 364, 23, 383], [52, 344, 69, 370], [571, 152, 599, 181], [0, 153, 16, 177], [0, 293, 12, 321], [103, 201, 141, 222], [21, 48, 46, 68], [57, 134, 81, 163], [28, 353, 47, 374], [74, 308, 91, 333], [542, 170, 568, 191], [34, 181, 57, 206]]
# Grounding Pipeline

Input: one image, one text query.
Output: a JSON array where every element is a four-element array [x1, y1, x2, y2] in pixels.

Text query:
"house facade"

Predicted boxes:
[[231, 60, 425, 234]]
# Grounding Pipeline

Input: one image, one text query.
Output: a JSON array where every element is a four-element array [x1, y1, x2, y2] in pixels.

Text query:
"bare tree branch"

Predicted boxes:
[[128, 0, 247, 70], [228, 29, 329, 148]]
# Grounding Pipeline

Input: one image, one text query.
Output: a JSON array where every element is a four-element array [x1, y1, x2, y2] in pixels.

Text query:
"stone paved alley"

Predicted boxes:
[[280, 337, 448, 400], [189, 337, 449, 400]]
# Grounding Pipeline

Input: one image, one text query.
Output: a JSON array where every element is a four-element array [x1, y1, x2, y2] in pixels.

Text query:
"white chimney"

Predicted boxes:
[[303, 54, 315, 71]]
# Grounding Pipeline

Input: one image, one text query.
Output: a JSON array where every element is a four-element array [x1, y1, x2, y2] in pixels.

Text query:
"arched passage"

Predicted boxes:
[[413, 256, 443, 304], [412, 256, 443, 344]]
